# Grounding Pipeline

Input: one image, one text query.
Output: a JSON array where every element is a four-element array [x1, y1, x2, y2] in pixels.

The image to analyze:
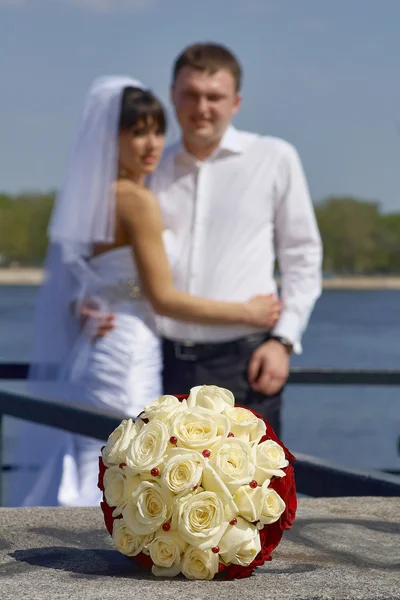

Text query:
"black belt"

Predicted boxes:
[[163, 332, 270, 362]]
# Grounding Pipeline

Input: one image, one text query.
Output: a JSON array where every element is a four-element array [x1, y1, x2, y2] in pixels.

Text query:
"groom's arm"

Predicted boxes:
[[248, 142, 322, 395], [271, 142, 322, 352]]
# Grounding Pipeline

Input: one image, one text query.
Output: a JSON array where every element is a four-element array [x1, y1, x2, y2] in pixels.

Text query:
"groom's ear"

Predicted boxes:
[[232, 92, 242, 116]]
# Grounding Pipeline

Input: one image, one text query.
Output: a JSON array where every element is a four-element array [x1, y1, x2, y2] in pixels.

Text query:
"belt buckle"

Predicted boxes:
[[174, 341, 197, 361]]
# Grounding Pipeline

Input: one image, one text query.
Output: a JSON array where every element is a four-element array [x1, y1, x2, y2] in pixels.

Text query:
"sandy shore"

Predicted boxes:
[[0, 268, 43, 285], [322, 276, 400, 289], [1, 268, 400, 289]]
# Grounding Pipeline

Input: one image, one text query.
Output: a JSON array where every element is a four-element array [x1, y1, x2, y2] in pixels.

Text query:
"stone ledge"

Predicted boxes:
[[0, 498, 399, 600]]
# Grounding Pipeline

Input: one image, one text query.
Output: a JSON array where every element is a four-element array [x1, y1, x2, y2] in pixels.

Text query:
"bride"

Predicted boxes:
[[8, 76, 281, 507]]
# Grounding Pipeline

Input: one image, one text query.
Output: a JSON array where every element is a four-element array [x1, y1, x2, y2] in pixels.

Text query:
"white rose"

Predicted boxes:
[[210, 438, 255, 494], [112, 517, 153, 557], [102, 419, 143, 466], [201, 463, 238, 521], [233, 484, 260, 523], [161, 448, 205, 496], [259, 481, 286, 525], [219, 516, 261, 567], [125, 420, 169, 474], [223, 407, 266, 444], [253, 439, 289, 483], [149, 529, 188, 577], [187, 385, 235, 413], [171, 408, 230, 453], [141, 395, 188, 424], [169, 487, 201, 531], [175, 490, 229, 550], [122, 481, 172, 535], [181, 546, 219, 580], [234, 535, 261, 566], [103, 465, 141, 512]]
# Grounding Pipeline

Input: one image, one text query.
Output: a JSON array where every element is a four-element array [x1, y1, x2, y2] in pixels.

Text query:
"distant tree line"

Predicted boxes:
[[0, 192, 55, 266], [0, 192, 399, 273], [315, 197, 400, 274]]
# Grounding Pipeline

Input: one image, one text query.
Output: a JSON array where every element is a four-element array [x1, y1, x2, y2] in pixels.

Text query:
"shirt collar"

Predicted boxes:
[[218, 125, 242, 154], [175, 125, 242, 164]]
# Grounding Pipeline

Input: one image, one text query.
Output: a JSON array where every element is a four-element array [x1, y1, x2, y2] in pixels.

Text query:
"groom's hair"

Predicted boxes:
[[172, 43, 242, 92]]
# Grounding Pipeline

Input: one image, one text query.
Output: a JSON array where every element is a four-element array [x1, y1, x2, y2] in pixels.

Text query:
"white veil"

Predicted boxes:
[[28, 75, 147, 394], [6, 76, 149, 506]]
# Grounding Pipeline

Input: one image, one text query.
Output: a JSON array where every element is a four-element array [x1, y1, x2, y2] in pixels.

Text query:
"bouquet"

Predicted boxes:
[[98, 385, 297, 580]]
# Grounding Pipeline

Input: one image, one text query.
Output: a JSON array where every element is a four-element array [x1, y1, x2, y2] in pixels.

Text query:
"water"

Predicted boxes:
[[1, 286, 400, 474]]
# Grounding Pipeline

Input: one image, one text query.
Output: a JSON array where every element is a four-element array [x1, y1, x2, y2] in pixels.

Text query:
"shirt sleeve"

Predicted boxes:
[[271, 142, 322, 353]]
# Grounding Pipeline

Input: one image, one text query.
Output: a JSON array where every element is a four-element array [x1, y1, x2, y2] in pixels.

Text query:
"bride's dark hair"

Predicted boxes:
[[119, 86, 167, 134]]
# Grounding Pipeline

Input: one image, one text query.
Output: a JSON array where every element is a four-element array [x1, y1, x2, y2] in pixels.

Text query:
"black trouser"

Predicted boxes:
[[162, 332, 283, 438]]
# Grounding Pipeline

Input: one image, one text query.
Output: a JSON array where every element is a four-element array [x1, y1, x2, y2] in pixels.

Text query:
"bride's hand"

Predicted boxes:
[[78, 297, 115, 339], [244, 294, 281, 328]]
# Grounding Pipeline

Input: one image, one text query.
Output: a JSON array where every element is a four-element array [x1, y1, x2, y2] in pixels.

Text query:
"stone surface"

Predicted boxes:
[[0, 498, 399, 600]]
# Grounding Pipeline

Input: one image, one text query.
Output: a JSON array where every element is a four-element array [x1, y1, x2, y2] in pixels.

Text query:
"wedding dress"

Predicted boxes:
[[8, 232, 176, 506]]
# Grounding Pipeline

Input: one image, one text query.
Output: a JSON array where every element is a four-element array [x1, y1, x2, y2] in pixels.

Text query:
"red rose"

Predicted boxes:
[[131, 551, 154, 570], [98, 456, 107, 492], [270, 464, 297, 530], [101, 500, 116, 536], [175, 393, 189, 401], [259, 520, 283, 559], [224, 564, 255, 579]]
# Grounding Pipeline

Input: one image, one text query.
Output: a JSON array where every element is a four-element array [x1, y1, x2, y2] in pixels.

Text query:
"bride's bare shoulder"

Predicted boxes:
[[115, 179, 154, 202], [115, 179, 157, 216]]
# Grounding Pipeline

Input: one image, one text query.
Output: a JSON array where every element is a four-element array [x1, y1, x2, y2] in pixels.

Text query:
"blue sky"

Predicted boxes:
[[1, 0, 399, 211]]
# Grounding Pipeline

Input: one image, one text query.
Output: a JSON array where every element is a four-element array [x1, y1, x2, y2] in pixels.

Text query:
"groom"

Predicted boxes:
[[89, 43, 322, 437]]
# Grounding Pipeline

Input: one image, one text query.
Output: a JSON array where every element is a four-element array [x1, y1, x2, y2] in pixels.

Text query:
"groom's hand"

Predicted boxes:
[[247, 339, 289, 395], [79, 298, 115, 339]]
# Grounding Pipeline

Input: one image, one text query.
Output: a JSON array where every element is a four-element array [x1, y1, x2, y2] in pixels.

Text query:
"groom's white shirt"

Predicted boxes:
[[150, 126, 322, 353]]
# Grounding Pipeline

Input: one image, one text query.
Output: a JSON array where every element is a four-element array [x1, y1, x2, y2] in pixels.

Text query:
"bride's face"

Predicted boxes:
[[118, 117, 165, 177]]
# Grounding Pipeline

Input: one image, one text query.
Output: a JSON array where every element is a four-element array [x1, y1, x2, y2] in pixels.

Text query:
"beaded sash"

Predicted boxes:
[[99, 279, 143, 302]]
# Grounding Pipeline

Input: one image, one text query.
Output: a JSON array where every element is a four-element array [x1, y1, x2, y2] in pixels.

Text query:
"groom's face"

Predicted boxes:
[[171, 66, 241, 149]]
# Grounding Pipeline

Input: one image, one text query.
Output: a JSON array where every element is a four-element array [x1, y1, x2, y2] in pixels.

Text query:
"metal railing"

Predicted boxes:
[[1, 363, 400, 503], [2, 363, 400, 385]]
